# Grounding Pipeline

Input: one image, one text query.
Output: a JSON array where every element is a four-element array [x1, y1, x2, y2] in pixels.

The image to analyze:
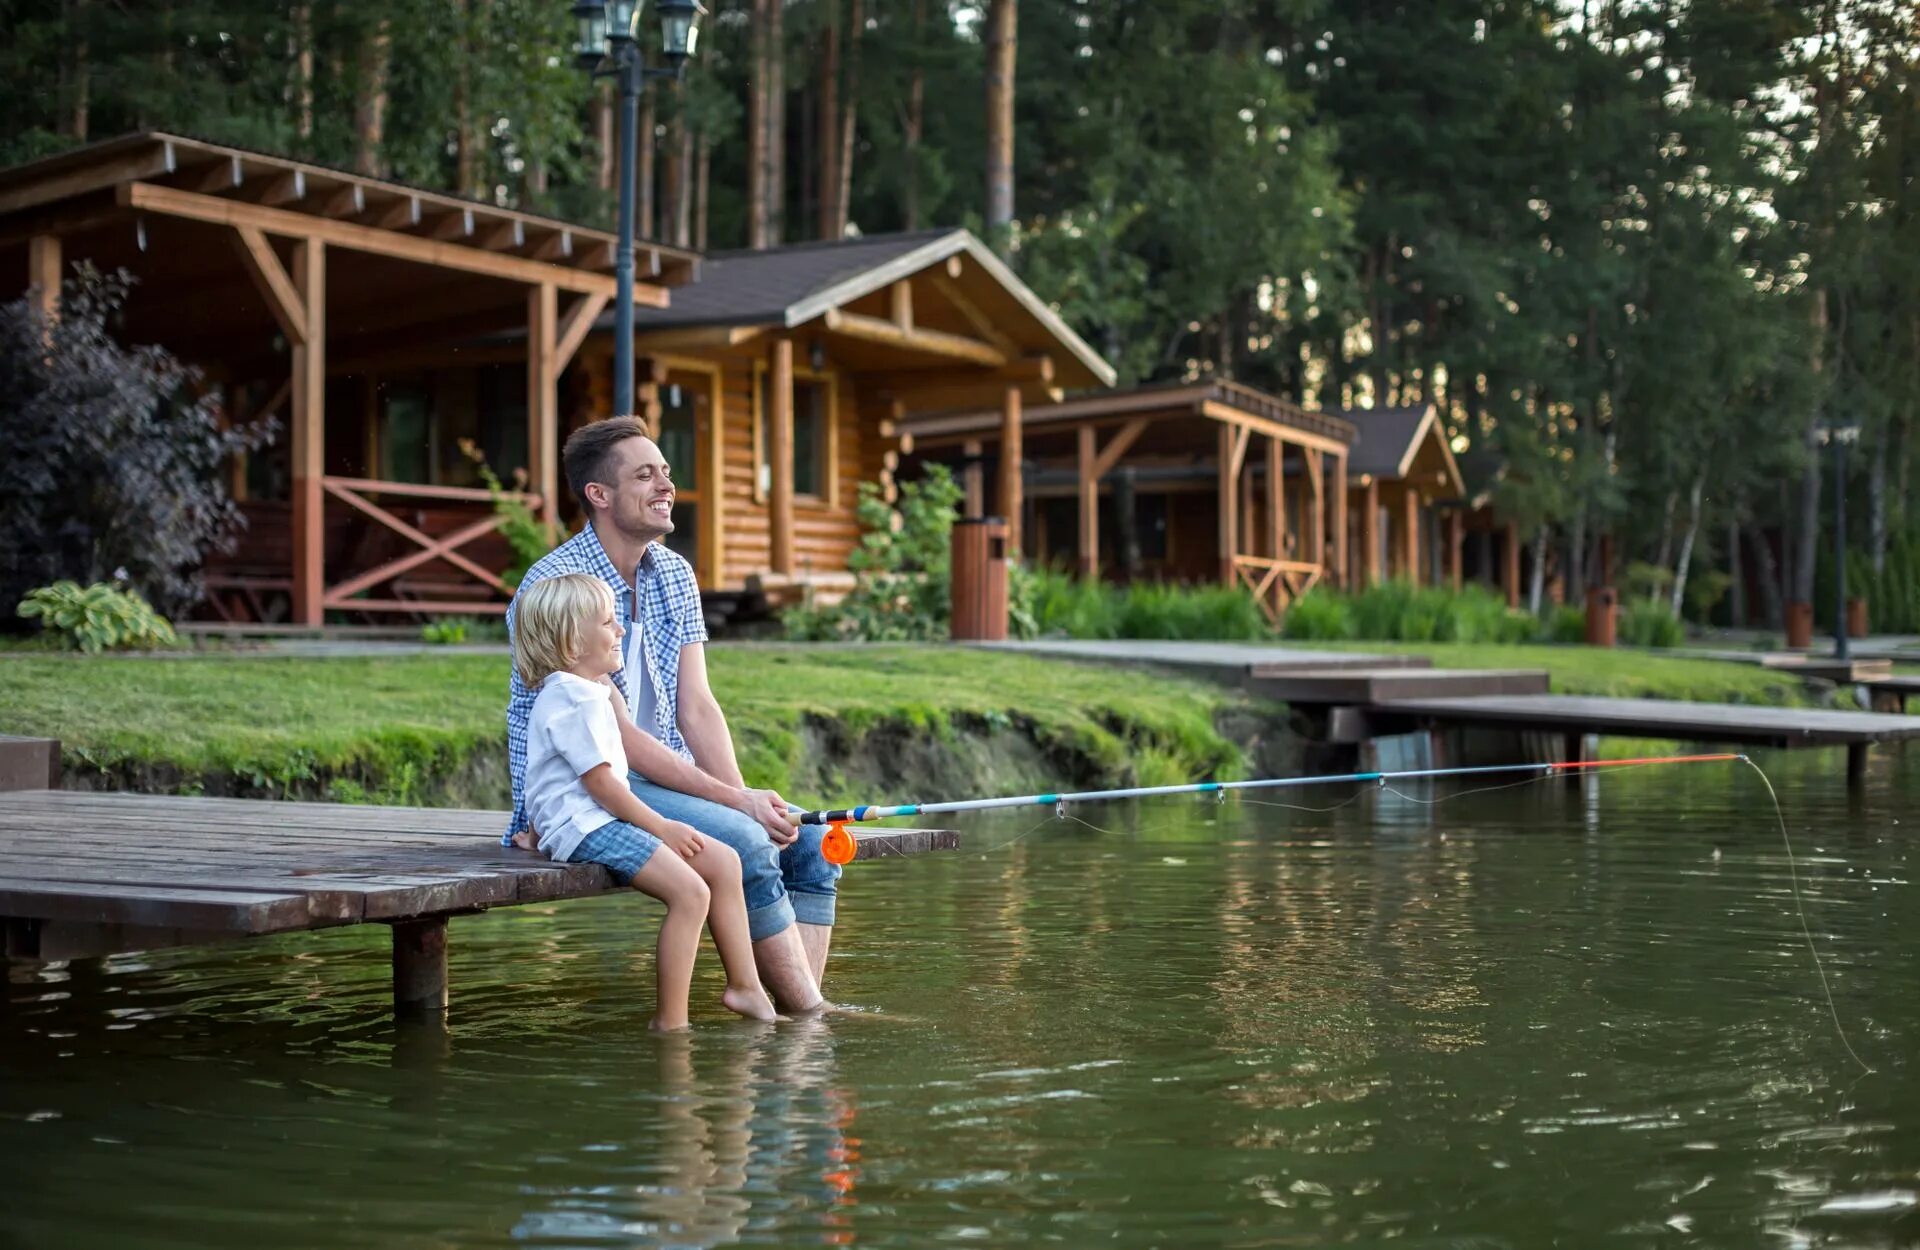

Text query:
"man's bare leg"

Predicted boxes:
[[798, 923, 832, 988], [753, 927, 824, 1014]]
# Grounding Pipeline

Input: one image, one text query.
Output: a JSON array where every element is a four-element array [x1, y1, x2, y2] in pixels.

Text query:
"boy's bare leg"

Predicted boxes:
[[628, 853, 710, 1031], [754, 928, 824, 1014], [687, 845, 778, 1021], [798, 923, 832, 989]]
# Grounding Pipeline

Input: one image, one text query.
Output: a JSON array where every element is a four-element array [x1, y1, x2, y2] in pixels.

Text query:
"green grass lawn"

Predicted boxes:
[[1284, 640, 1818, 706], [0, 644, 1268, 803]]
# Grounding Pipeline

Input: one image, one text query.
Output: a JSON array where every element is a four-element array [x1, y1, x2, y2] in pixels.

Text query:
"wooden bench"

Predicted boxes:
[[0, 739, 957, 1015]]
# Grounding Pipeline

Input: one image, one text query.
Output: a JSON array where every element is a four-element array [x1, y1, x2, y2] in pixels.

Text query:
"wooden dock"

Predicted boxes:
[[0, 778, 956, 1013], [1368, 694, 1920, 783], [1250, 667, 1549, 704], [978, 640, 1431, 684]]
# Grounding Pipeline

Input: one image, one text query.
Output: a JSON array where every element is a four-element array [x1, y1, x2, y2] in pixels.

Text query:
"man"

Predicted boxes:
[[505, 416, 835, 1013]]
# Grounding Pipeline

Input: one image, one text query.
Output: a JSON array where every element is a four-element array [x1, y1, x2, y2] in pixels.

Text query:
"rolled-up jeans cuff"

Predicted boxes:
[[746, 895, 796, 943], [789, 890, 836, 928]]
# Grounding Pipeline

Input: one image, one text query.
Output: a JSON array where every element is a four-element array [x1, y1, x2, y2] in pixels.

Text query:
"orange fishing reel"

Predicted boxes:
[[821, 821, 856, 866]]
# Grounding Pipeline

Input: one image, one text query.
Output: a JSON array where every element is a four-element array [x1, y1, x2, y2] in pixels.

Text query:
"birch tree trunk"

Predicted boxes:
[[1528, 525, 1549, 616], [1670, 472, 1705, 618], [984, 0, 1018, 242], [834, 0, 863, 238]]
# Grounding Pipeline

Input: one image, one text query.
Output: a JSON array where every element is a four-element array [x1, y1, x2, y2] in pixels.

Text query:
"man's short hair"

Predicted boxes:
[[563, 415, 651, 513], [512, 572, 616, 689]]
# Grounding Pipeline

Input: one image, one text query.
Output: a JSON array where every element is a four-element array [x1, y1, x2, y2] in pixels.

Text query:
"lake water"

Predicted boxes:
[[3, 750, 1916, 1248]]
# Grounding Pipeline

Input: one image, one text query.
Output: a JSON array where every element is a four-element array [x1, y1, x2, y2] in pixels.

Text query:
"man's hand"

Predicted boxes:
[[654, 820, 707, 860], [736, 787, 796, 845]]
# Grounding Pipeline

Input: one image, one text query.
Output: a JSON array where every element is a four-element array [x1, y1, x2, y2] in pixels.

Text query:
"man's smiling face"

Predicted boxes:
[[598, 435, 675, 543]]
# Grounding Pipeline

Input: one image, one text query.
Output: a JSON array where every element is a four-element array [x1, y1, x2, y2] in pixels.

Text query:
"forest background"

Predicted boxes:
[[2, 0, 1916, 630]]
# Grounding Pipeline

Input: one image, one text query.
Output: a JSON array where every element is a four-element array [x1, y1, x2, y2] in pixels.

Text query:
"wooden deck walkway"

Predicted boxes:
[[0, 785, 956, 1012], [977, 640, 1431, 684], [1369, 694, 1920, 783]]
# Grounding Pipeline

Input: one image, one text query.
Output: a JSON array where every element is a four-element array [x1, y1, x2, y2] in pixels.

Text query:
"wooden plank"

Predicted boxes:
[[0, 738, 60, 792], [28, 234, 61, 319], [118, 182, 665, 305], [1077, 424, 1098, 579], [1249, 668, 1550, 705], [291, 236, 326, 626], [770, 337, 796, 575], [0, 141, 177, 214], [229, 226, 308, 346], [1373, 694, 1920, 748], [527, 282, 559, 525], [0, 878, 311, 934], [1000, 385, 1023, 553], [821, 308, 1008, 367]]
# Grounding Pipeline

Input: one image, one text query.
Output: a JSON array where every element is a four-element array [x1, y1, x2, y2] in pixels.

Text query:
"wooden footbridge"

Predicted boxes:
[[987, 641, 1920, 785], [0, 737, 955, 1014]]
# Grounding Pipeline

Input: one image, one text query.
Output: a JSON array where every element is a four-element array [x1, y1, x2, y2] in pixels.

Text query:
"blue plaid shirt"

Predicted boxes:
[[504, 526, 709, 844]]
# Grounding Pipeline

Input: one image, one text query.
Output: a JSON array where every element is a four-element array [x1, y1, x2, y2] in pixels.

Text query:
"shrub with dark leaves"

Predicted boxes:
[[0, 267, 274, 622]]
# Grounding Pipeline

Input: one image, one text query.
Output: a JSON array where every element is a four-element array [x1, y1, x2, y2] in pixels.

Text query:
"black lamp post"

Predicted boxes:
[[1817, 423, 1862, 660], [572, 0, 704, 417]]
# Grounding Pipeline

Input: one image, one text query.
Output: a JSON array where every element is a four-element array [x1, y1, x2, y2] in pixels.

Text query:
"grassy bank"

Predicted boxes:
[[1286, 640, 1819, 705], [0, 645, 1271, 807]]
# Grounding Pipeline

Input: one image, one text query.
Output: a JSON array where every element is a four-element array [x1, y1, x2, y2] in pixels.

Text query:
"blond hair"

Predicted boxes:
[[513, 573, 617, 688]]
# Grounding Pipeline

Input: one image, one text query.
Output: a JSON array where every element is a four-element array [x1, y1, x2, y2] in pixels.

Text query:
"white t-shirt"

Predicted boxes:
[[624, 614, 661, 738], [523, 671, 629, 863]]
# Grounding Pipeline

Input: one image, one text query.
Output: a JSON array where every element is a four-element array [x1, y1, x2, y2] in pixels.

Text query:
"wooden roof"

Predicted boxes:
[[901, 378, 1358, 447], [622, 228, 1115, 390], [0, 131, 700, 290], [1336, 405, 1465, 495]]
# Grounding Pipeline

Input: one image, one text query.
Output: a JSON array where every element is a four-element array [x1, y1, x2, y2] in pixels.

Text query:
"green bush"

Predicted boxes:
[[459, 439, 559, 588], [1279, 589, 1354, 639], [1285, 581, 1533, 644], [783, 466, 966, 641], [1015, 568, 1274, 641], [420, 619, 469, 645], [18, 580, 178, 653], [1543, 604, 1587, 643], [1619, 600, 1685, 648]]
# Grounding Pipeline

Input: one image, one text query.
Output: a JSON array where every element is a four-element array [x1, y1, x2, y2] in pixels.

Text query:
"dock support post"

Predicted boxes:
[[1847, 743, 1867, 790], [392, 917, 449, 1016], [1562, 731, 1584, 788]]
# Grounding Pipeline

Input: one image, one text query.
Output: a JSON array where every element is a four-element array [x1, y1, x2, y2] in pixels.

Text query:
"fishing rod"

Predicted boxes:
[[800, 753, 1743, 865]]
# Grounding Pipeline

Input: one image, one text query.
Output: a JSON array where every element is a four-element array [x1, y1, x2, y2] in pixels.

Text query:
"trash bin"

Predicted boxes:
[[1584, 586, 1617, 648], [1784, 601, 1814, 650], [950, 517, 1009, 641]]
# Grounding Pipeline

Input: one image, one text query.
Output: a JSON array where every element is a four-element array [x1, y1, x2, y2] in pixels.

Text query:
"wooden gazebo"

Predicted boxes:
[[902, 381, 1357, 621], [0, 132, 696, 625]]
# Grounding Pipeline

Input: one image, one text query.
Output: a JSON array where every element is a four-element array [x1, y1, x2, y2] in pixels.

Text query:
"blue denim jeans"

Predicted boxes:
[[627, 773, 838, 941]]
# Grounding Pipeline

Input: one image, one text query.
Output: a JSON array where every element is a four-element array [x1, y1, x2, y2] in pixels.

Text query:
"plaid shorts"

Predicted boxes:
[[567, 819, 662, 886]]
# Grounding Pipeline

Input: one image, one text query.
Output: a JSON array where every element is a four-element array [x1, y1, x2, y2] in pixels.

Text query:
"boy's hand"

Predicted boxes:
[[655, 820, 707, 860]]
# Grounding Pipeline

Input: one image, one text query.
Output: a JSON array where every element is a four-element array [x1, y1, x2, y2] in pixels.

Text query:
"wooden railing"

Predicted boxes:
[[320, 477, 540, 615], [1231, 554, 1323, 625]]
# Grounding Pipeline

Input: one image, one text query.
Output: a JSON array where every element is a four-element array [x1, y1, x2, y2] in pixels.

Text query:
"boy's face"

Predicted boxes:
[[576, 598, 625, 678]]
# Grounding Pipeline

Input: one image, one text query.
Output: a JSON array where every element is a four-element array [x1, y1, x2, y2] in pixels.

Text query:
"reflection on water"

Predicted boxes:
[[1, 749, 1915, 1248]]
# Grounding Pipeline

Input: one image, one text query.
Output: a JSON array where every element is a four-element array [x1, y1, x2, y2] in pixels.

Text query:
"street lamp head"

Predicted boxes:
[[607, 0, 642, 41], [570, 0, 609, 68], [658, 0, 706, 66]]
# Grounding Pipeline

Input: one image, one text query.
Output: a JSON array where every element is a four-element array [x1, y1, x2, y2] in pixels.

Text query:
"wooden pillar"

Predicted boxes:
[[1363, 479, 1382, 587], [961, 438, 985, 517], [290, 237, 326, 626], [999, 385, 1023, 555], [1077, 424, 1098, 579], [28, 234, 60, 320], [1217, 425, 1244, 585], [391, 917, 449, 1015], [1331, 450, 1349, 589], [1403, 490, 1422, 587], [1447, 511, 1465, 590], [526, 282, 558, 525], [1268, 436, 1286, 565], [1504, 521, 1522, 608], [1305, 447, 1325, 569], [1848, 742, 1868, 790], [770, 337, 796, 576]]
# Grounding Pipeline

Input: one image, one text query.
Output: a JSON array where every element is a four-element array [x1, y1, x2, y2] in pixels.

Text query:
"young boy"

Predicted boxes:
[[515, 572, 779, 1030]]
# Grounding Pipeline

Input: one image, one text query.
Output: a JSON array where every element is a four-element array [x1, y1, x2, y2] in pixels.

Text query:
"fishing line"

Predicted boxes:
[[1742, 757, 1874, 1076]]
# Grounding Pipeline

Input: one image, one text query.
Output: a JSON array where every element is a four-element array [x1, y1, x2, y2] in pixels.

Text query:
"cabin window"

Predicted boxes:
[[755, 371, 835, 503], [656, 379, 701, 570], [380, 382, 432, 485]]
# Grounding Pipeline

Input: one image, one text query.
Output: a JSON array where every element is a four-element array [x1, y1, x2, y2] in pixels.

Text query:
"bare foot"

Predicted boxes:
[[721, 984, 782, 1022], [650, 1015, 691, 1033]]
